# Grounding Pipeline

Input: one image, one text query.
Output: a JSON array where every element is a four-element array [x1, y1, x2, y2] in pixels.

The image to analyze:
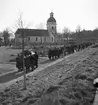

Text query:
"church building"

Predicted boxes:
[[15, 12, 58, 45]]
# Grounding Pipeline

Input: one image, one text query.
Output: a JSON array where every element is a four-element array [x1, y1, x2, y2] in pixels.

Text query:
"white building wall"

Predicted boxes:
[[29, 36, 52, 43], [30, 36, 41, 43], [39, 37, 51, 43], [47, 21, 57, 43], [15, 34, 55, 45], [47, 22, 56, 34]]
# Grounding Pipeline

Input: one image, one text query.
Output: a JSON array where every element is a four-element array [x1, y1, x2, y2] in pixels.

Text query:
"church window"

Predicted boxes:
[[52, 37, 53, 41], [44, 37, 46, 41], [52, 27, 54, 30], [36, 37, 38, 41], [28, 37, 30, 41]]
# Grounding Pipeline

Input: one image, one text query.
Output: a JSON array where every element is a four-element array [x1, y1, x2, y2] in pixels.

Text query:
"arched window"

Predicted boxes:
[[36, 37, 38, 41], [52, 37, 53, 41], [52, 27, 54, 30], [28, 37, 30, 41], [44, 37, 46, 41]]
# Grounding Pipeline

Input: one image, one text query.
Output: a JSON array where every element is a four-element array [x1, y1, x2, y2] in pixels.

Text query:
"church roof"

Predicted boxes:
[[47, 17, 56, 23], [15, 28, 50, 37], [47, 12, 56, 23]]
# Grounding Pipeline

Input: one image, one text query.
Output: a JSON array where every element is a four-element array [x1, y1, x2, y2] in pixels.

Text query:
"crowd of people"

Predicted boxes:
[[16, 42, 93, 72], [47, 42, 93, 60], [48, 47, 63, 60], [16, 49, 38, 73]]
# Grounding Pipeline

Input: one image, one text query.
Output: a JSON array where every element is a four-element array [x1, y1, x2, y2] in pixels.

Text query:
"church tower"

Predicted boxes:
[[47, 12, 57, 37]]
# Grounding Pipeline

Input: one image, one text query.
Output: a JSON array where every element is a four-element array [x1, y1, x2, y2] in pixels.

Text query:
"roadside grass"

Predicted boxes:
[[0, 46, 21, 74], [0, 46, 21, 64]]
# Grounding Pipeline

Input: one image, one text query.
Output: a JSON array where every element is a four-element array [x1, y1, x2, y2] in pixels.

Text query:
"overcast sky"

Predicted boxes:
[[0, 0, 98, 32]]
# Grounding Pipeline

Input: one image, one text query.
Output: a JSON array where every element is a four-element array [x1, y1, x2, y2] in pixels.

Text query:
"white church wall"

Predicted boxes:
[[40, 37, 50, 43], [29, 36, 54, 43], [30, 36, 42, 43]]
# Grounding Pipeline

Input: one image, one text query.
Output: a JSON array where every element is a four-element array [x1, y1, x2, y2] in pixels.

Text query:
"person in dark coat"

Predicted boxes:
[[48, 49, 51, 60], [30, 52, 35, 71], [16, 54, 20, 71], [16, 53, 23, 72], [34, 51, 39, 68]]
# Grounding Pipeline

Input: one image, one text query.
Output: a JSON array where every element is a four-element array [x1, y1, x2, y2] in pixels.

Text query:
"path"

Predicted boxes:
[[0, 57, 58, 83], [0, 56, 65, 91]]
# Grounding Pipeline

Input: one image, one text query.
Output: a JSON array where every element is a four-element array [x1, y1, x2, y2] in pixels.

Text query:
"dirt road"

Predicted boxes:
[[0, 57, 58, 83]]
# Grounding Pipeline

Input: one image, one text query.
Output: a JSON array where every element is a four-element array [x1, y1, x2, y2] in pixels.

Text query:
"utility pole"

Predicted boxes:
[[22, 31, 26, 90]]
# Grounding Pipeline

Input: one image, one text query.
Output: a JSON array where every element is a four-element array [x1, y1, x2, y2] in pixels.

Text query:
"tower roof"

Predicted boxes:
[[47, 12, 56, 23]]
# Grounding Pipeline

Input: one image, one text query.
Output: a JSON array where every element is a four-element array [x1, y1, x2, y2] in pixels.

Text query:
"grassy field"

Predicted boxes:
[[0, 46, 22, 74], [0, 46, 21, 64]]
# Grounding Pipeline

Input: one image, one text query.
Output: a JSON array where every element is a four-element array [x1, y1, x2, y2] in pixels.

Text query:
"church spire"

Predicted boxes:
[[47, 12, 56, 23], [50, 12, 54, 17]]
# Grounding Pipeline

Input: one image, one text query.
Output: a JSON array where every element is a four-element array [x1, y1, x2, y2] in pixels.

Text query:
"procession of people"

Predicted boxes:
[[16, 49, 38, 73]]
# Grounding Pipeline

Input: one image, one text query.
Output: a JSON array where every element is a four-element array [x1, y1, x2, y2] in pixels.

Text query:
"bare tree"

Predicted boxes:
[[14, 12, 32, 90], [62, 27, 71, 56], [0, 32, 3, 46], [76, 25, 81, 33], [2, 29, 10, 46], [75, 25, 82, 44], [63, 27, 71, 45], [14, 12, 32, 30], [35, 22, 45, 29]]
